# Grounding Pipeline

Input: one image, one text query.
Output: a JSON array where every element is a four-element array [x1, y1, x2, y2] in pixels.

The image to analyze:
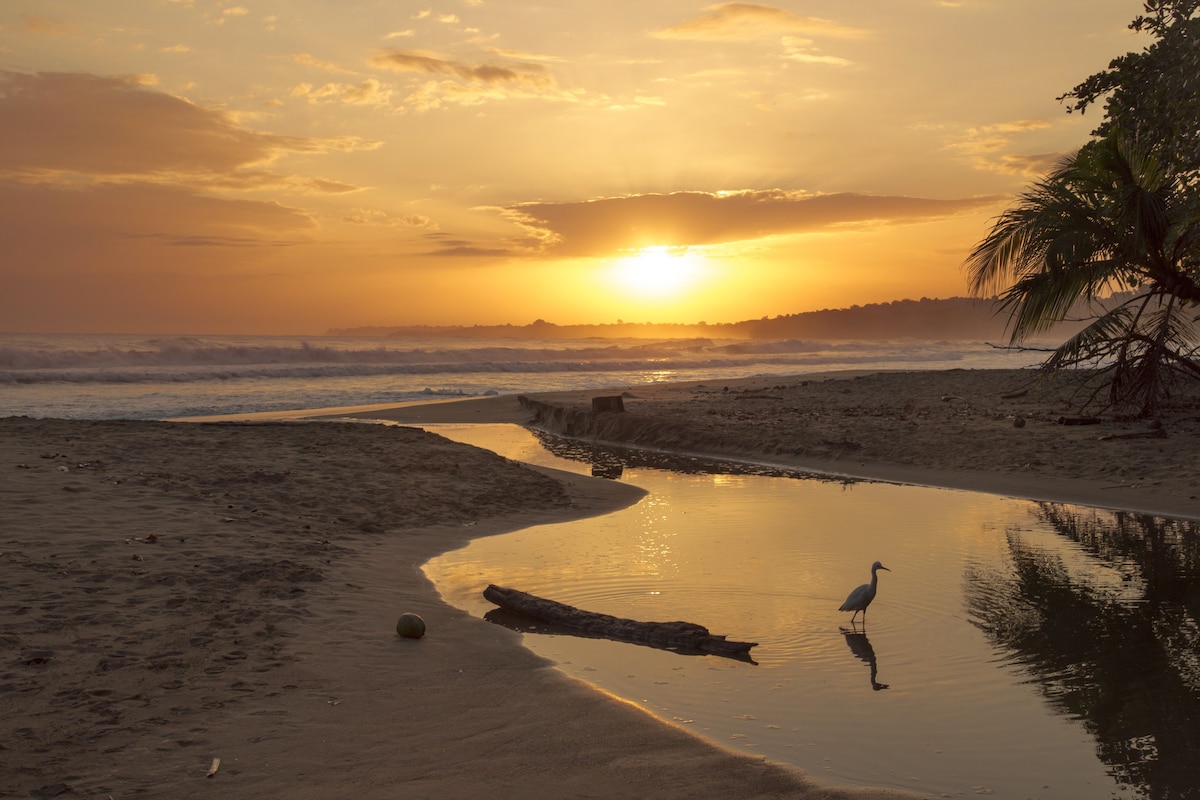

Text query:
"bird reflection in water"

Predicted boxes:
[[840, 628, 889, 691]]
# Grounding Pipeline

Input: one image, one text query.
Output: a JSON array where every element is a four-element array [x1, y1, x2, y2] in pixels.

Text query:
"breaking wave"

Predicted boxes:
[[0, 335, 973, 386], [0, 332, 1041, 419]]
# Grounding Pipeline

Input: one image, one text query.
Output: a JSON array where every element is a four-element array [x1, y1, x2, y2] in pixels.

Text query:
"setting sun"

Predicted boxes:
[[610, 246, 706, 300]]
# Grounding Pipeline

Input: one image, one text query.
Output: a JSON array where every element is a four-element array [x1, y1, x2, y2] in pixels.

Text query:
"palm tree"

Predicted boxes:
[[965, 131, 1200, 416]]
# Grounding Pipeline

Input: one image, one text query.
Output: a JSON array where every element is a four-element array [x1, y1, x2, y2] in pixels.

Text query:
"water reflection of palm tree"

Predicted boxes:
[[840, 628, 889, 691], [965, 504, 1200, 799]]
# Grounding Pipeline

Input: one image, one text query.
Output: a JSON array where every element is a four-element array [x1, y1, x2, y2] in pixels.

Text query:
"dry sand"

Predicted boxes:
[[5, 368, 1198, 798]]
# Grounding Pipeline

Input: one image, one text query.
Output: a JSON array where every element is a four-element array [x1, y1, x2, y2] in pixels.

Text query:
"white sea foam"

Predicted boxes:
[[0, 332, 1041, 420]]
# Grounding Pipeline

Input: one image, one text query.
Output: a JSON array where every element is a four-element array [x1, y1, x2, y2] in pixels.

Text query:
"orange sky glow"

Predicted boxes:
[[0, 1, 1145, 334]]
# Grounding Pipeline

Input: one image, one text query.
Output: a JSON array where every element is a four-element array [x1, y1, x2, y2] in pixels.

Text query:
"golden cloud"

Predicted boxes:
[[504, 190, 999, 257], [652, 3, 868, 42], [944, 119, 1061, 177], [291, 79, 394, 106], [292, 52, 360, 74], [0, 71, 378, 184], [0, 70, 371, 290], [371, 50, 581, 111], [0, 181, 314, 261], [372, 49, 554, 87]]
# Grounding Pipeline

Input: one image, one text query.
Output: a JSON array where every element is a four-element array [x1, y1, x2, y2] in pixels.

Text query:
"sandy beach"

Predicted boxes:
[[5, 368, 1198, 798]]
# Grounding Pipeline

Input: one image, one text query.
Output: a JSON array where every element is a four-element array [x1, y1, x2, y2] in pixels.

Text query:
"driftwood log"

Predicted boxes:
[[482, 584, 758, 663], [1099, 428, 1168, 441]]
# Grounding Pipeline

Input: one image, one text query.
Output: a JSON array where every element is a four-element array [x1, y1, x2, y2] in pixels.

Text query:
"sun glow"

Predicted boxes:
[[610, 246, 704, 300]]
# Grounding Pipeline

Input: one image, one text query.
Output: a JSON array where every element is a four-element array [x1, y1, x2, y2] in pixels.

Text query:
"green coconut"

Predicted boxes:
[[395, 612, 426, 639]]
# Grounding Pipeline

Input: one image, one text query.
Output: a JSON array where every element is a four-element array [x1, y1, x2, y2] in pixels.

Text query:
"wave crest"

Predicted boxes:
[[0, 336, 962, 385]]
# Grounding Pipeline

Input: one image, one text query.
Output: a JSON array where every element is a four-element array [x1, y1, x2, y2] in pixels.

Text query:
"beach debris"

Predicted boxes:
[[1057, 416, 1102, 426], [1013, 415, 1026, 428], [395, 612, 426, 639], [482, 584, 757, 662], [1098, 429, 1168, 441], [206, 757, 221, 778], [591, 395, 625, 413]]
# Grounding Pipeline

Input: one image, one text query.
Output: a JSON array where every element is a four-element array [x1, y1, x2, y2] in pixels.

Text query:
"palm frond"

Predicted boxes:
[[1043, 306, 1136, 370], [964, 129, 1200, 415], [998, 257, 1126, 340]]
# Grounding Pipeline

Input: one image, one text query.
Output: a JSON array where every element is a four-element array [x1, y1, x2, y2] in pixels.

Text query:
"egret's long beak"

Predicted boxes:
[[880, 565, 891, 571]]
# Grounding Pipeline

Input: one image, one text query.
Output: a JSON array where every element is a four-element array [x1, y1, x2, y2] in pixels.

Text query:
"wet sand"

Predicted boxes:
[[5, 367, 1197, 798]]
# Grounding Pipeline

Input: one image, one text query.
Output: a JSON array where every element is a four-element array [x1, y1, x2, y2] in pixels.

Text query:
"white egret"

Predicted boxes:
[[839, 561, 890, 624]]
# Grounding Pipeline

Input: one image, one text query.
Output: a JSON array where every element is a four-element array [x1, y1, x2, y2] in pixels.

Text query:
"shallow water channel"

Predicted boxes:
[[421, 423, 1200, 800]]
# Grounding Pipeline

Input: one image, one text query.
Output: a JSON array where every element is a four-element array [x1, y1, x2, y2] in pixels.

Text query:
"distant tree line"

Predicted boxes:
[[730, 297, 1036, 340], [328, 297, 1067, 342]]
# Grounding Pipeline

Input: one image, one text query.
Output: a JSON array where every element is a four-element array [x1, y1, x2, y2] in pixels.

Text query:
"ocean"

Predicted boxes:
[[0, 332, 1043, 420]]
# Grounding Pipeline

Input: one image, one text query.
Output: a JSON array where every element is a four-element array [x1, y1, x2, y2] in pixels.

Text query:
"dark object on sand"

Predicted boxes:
[[395, 612, 426, 639], [1057, 416, 1102, 425], [1099, 428, 1167, 441], [591, 395, 625, 413], [482, 584, 757, 662]]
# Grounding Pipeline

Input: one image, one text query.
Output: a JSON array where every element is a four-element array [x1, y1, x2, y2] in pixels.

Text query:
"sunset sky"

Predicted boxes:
[[1, 1, 1146, 334]]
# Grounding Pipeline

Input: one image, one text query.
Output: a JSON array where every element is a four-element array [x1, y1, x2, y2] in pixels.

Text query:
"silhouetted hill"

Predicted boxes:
[[731, 297, 1014, 340], [329, 297, 1032, 341]]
